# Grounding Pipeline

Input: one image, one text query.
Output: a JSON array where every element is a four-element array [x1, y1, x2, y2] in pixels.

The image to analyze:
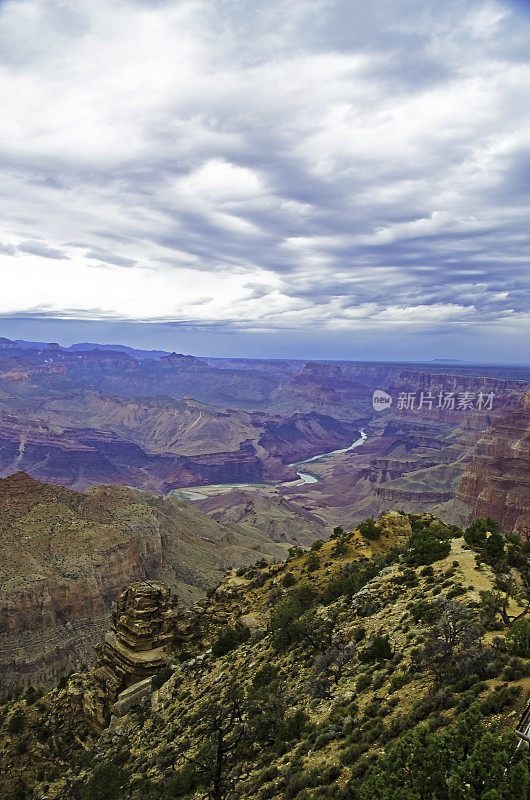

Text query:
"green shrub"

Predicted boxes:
[[356, 672, 372, 692], [163, 762, 203, 798], [284, 709, 309, 740], [464, 517, 500, 548], [332, 539, 348, 556], [282, 572, 297, 588], [506, 618, 530, 657], [372, 673, 385, 690], [252, 663, 280, 688], [82, 763, 127, 800], [420, 565, 434, 577], [358, 518, 381, 540], [504, 657, 530, 681], [24, 686, 43, 705], [480, 685, 521, 715], [483, 531, 505, 562], [354, 626, 367, 642], [152, 666, 173, 691], [446, 585, 466, 599], [212, 624, 250, 657], [359, 634, 393, 663], [271, 597, 305, 648], [390, 672, 410, 692], [288, 545, 305, 559], [410, 600, 443, 625], [7, 709, 25, 734], [306, 553, 321, 572], [406, 530, 450, 567]]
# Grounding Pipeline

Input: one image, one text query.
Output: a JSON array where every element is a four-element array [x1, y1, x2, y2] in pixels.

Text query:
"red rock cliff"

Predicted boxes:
[[455, 388, 530, 536]]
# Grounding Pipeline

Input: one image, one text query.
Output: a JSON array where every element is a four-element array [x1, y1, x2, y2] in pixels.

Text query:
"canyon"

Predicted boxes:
[[0, 336, 528, 697], [0, 471, 325, 695]]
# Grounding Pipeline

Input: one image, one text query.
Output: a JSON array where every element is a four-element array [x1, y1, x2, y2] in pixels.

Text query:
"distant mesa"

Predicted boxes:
[[0, 337, 19, 349], [301, 361, 344, 379], [157, 351, 205, 367]]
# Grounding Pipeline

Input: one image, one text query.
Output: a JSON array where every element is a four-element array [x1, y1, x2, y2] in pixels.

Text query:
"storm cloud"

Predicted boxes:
[[0, 0, 529, 359]]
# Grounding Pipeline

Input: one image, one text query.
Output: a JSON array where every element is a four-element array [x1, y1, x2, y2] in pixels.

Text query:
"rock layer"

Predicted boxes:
[[454, 388, 530, 535], [0, 473, 325, 695], [69, 582, 175, 729]]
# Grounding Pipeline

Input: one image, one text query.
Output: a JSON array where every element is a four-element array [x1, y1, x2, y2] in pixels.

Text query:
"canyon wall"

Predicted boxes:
[[452, 388, 530, 535], [0, 473, 325, 694]]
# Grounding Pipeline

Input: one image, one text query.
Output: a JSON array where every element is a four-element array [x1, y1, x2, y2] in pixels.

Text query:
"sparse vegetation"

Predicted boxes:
[[2, 511, 528, 800]]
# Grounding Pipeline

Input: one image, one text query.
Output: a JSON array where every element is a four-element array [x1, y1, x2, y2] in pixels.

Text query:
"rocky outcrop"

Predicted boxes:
[[258, 413, 359, 464], [0, 473, 327, 695], [454, 389, 530, 535], [157, 352, 206, 368], [300, 362, 344, 380], [69, 582, 175, 729]]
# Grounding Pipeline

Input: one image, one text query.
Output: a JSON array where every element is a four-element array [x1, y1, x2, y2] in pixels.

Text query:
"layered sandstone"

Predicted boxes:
[[0, 473, 166, 694], [0, 473, 325, 694], [69, 582, 175, 729], [0, 394, 359, 492], [453, 388, 530, 535]]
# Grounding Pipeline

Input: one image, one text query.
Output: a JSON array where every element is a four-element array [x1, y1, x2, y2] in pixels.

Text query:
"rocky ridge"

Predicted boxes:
[[2, 510, 530, 799]]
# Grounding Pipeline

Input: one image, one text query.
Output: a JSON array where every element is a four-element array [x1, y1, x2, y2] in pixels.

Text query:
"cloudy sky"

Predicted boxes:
[[1, 0, 529, 361]]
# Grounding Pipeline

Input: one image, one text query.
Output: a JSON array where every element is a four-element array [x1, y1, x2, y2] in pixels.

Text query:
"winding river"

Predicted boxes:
[[294, 428, 367, 484], [170, 428, 367, 501]]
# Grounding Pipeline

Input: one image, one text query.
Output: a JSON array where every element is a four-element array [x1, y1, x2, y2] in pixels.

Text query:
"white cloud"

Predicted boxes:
[[180, 159, 266, 202], [0, 0, 528, 344]]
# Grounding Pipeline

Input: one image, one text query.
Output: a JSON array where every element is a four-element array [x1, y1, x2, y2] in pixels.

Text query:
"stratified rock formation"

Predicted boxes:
[[0, 396, 360, 492], [0, 473, 325, 696], [453, 388, 530, 535], [96, 582, 174, 693], [68, 582, 175, 729]]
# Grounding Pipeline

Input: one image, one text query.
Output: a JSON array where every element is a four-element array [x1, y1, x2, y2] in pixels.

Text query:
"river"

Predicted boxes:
[[294, 428, 367, 484], [169, 428, 367, 501]]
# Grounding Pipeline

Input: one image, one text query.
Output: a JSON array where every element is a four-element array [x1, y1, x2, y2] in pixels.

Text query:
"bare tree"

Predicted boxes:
[[175, 686, 249, 800], [480, 575, 530, 627], [421, 602, 482, 681], [313, 643, 356, 696]]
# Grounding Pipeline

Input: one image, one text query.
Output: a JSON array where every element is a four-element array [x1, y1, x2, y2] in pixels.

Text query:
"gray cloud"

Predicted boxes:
[[18, 241, 68, 259], [85, 250, 137, 267], [0, 0, 528, 360]]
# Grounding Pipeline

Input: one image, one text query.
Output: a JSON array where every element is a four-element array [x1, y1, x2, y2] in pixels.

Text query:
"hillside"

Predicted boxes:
[[2, 511, 530, 798], [0, 473, 325, 695]]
